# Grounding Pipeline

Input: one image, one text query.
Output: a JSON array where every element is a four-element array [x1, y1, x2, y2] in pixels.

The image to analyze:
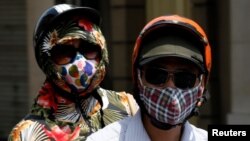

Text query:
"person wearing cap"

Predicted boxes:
[[86, 15, 212, 141], [8, 4, 138, 141]]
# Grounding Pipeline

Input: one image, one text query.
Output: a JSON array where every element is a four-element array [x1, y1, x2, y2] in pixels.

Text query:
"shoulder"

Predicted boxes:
[[97, 87, 138, 116], [87, 110, 147, 141], [97, 87, 131, 98], [8, 115, 83, 141], [190, 124, 208, 140], [8, 118, 49, 140], [86, 116, 132, 141], [182, 122, 208, 141]]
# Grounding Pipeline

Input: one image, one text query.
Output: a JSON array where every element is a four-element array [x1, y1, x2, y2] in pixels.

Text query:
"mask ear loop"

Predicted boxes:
[[193, 74, 209, 116], [183, 74, 207, 121], [196, 74, 203, 88], [137, 69, 144, 86]]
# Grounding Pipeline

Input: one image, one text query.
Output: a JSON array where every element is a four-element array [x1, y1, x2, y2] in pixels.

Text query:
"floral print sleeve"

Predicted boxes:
[[97, 88, 138, 125], [8, 85, 138, 141]]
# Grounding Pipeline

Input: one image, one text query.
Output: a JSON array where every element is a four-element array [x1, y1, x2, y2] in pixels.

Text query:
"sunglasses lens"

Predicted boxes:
[[51, 44, 76, 65], [174, 72, 197, 89], [79, 42, 101, 60], [144, 68, 168, 85], [144, 67, 198, 89]]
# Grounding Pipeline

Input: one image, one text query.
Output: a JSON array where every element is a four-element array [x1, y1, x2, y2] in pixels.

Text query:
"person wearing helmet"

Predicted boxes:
[[8, 4, 138, 141], [86, 15, 212, 141]]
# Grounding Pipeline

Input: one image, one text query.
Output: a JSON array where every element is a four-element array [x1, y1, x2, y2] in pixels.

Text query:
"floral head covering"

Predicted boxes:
[[34, 5, 108, 94]]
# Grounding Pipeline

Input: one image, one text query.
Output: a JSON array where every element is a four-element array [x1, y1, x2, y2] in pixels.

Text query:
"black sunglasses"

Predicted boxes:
[[143, 67, 201, 89], [50, 41, 101, 65]]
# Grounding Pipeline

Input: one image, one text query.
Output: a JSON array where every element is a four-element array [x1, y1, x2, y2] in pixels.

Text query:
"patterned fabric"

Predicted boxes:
[[37, 18, 108, 95], [57, 52, 98, 92], [138, 73, 203, 125], [8, 81, 135, 141]]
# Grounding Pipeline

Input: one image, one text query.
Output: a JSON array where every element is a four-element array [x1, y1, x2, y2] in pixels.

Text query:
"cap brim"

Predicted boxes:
[[139, 43, 204, 72]]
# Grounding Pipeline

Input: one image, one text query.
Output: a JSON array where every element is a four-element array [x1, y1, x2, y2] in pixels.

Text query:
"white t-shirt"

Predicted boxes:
[[87, 110, 208, 141]]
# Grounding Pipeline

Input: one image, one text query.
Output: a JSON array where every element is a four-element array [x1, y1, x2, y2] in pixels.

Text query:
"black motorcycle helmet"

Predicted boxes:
[[33, 4, 101, 69]]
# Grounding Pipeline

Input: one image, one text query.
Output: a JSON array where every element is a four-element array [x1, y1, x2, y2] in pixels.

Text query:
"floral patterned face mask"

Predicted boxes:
[[138, 71, 203, 125]]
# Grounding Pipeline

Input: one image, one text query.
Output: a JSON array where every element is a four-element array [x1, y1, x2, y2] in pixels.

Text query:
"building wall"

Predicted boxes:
[[109, 0, 145, 92], [2, 0, 250, 139], [0, 0, 53, 139], [0, 0, 28, 139], [226, 0, 250, 124], [26, 0, 53, 106]]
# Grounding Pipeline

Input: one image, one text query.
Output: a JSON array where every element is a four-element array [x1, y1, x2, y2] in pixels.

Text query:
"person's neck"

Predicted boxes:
[[143, 114, 183, 141]]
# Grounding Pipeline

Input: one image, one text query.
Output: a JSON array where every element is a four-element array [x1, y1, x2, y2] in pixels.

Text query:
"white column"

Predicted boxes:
[[227, 0, 250, 124]]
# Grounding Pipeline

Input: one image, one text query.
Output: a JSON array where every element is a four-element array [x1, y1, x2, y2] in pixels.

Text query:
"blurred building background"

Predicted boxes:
[[1, 0, 250, 140]]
